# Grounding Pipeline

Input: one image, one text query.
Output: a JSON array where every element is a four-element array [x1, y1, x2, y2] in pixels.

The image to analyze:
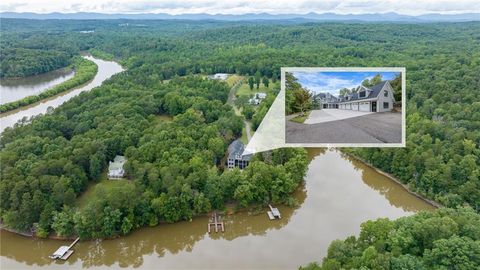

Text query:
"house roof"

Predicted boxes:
[[340, 81, 389, 102], [227, 139, 252, 161], [109, 155, 126, 171], [314, 92, 339, 102]]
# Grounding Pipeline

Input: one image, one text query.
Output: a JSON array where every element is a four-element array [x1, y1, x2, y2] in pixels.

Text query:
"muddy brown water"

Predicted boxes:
[[0, 149, 434, 269], [1, 68, 75, 105], [0, 56, 124, 133]]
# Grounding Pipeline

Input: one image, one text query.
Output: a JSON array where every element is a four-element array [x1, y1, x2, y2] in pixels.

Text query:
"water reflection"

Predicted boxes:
[[0, 56, 124, 133], [1, 69, 75, 104], [1, 149, 434, 269]]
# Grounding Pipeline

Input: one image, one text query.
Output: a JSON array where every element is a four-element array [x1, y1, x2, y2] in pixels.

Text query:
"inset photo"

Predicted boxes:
[[284, 68, 405, 147]]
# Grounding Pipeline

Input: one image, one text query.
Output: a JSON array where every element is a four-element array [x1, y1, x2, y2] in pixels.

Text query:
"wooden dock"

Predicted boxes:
[[49, 237, 80, 260], [267, 204, 281, 220], [207, 211, 224, 233]]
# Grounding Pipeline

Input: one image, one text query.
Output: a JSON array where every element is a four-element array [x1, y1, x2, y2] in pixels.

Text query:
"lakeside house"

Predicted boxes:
[[226, 139, 252, 169], [108, 155, 126, 179], [314, 81, 395, 112]]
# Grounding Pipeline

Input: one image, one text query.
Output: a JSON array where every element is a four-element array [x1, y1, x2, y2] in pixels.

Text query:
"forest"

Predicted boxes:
[[301, 207, 480, 270], [0, 18, 479, 266]]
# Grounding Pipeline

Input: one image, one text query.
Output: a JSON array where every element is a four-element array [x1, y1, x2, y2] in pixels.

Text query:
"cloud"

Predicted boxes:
[[1, 0, 479, 15], [293, 71, 399, 96]]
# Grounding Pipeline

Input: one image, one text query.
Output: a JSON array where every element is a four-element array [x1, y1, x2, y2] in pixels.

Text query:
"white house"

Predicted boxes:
[[108, 155, 126, 179], [256, 92, 267, 99], [335, 81, 395, 112], [209, 73, 229, 80], [249, 98, 260, 105]]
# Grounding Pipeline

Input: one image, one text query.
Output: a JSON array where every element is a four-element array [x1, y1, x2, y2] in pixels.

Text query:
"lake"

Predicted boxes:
[[1, 68, 75, 105], [0, 149, 434, 269]]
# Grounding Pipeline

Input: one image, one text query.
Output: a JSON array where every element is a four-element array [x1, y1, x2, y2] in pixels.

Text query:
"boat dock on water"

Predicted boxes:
[[208, 211, 225, 233], [49, 237, 80, 260], [267, 204, 281, 220]]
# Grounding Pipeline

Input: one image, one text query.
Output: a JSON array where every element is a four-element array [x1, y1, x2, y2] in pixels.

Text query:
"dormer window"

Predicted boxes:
[[359, 91, 366, 98], [384, 90, 388, 97]]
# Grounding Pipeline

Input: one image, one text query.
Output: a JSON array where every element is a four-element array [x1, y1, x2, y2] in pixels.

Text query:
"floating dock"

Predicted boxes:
[[208, 211, 225, 233], [49, 237, 79, 260], [267, 204, 281, 220]]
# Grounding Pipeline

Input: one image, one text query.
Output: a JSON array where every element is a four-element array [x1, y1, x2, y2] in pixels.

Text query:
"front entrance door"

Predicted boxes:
[[371, 101, 377, 112]]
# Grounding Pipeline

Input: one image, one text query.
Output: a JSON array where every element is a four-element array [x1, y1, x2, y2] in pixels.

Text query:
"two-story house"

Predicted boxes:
[[338, 81, 395, 112], [313, 92, 340, 109]]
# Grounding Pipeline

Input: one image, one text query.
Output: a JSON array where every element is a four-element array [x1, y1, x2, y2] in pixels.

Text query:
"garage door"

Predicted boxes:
[[359, 102, 369, 111], [352, 103, 359, 111]]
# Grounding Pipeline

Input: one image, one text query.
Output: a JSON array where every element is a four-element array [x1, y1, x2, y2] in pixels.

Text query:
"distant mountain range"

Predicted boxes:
[[1, 12, 479, 22]]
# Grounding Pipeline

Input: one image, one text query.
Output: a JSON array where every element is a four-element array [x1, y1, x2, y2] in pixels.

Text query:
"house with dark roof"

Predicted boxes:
[[313, 92, 340, 109], [226, 139, 252, 169], [338, 81, 395, 112]]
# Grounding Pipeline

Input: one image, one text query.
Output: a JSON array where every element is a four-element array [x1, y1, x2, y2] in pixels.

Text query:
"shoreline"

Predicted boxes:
[[341, 150, 442, 209], [0, 149, 439, 242], [0, 56, 98, 114]]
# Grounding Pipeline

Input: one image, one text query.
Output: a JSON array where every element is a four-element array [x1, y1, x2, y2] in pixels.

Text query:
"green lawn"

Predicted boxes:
[[236, 81, 274, 97], [226, 74, 243, 87], [153, 114, 173, 124], [76, 171, 132, 209], [289, 111, 311, 123], [241, 126, 248, 144]]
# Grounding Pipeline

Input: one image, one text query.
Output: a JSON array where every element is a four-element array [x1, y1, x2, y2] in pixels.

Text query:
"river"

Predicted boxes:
[[0, 68, 75, 105], [0, 149, 434, 270], [0, 56, 124, 133]]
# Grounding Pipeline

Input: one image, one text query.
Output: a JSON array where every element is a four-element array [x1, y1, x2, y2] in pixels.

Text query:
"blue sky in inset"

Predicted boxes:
[[293, 71, 400, 96]]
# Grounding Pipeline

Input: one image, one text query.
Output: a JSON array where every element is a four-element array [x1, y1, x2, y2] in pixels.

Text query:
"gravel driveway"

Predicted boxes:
[[286, 112, 402, 144]]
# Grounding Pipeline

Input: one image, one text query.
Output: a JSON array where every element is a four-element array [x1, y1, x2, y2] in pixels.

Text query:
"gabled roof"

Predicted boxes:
[[340, 81, 389, 102], [314, 92, 339, 102], [227, 139, 252, 161]]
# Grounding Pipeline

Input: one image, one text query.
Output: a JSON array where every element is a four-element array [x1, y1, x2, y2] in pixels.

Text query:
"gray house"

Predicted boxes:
[[313, 92, 340, 109], [338, 81, 395, 112], [226, 139, 252, 169]]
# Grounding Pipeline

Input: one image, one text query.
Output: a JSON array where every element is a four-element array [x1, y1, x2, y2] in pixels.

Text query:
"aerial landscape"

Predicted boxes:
[[0, 1, 479, 269]]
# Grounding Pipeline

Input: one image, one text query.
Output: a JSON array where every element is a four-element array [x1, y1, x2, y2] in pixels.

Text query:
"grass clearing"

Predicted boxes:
[[226, 74, 243, 87], [236, 81, 273, 97], [241, 126, 248, 144], [289, 111, 311, 123], [76, 171, 132, 209], [152, 114, 173, 124]]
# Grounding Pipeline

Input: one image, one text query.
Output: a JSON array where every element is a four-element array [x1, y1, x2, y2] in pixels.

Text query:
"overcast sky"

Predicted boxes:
[[294, 71, 399, 96], [1, 0, 479, 15]]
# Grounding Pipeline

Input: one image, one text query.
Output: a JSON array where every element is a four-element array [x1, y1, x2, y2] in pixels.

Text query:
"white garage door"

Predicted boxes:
[[359, 102, 369, 111], [352, 103, 359, 111]]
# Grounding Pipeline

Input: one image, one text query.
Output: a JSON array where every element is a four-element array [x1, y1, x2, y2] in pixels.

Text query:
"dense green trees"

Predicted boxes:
[[285, 72, 312, 115], [0, 18, 479, 259], [0, 48, 72, 78], [0, 70, 307, 239], [0, 57, 98, 113], [301, 207, 480, 270]]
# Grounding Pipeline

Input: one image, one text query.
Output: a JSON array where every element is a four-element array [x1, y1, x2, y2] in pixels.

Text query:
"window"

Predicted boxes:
[[383, 102, 389, 109], [359, 91, 366, 98], [384, 90, 388, 97]]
